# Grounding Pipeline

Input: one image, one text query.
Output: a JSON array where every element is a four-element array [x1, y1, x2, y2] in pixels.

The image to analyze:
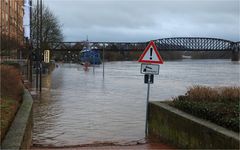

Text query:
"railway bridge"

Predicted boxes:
[[47, 37, 240, 61]]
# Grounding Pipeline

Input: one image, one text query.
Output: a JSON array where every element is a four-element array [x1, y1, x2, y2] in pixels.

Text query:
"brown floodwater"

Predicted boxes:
[[32, 60, 239, 147]]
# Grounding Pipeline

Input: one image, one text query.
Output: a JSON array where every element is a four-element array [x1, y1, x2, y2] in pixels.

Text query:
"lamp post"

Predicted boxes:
[[102, 43, 105, 78], [17, 1, 19, 59], [39, 0, 43, 92], [22, 0, 34, 82], [34, 0, 43, 91], [29, 0, 33, 82], [35, 0, 39, 90]]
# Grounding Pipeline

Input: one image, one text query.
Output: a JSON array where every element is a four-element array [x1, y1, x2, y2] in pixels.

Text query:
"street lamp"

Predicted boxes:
[[21, 0, 34, 82], [102, 43, 105, 78], [24, 0, 41, 89], [34, 0, 43, 92]]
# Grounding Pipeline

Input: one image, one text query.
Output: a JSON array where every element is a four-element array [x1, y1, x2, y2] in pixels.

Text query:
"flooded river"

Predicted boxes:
[[33, 60, 239, 147]]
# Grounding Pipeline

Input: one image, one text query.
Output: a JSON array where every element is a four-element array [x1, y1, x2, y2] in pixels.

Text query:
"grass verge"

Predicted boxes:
[[0, 98, 19, 142], [0, 64, 23, 142]]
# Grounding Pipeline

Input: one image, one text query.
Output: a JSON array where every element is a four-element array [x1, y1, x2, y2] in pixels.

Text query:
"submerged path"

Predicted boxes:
[[31, 142, 174, 149]]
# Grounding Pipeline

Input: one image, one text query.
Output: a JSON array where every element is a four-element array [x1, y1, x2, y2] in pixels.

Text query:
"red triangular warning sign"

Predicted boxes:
[[138, 41, 164, 64]]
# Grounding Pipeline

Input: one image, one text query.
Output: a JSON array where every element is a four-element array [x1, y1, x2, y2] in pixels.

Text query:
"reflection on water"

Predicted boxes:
[[33, 60, 239, 146]]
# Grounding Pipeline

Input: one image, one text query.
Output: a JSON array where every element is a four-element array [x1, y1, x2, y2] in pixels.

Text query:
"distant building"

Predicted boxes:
[[0, 0, 24, 58]]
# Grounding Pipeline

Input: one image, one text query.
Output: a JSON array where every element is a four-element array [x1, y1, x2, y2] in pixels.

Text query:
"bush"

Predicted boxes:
[[171, 86, 240, 132], [219, 87, 240, 103], [184, 85, 220, 102], [0, 65, 24, 101]]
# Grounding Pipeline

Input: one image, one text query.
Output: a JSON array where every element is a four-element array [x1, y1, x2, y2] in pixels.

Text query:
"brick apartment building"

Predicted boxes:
[[1, 0, 24, 58]]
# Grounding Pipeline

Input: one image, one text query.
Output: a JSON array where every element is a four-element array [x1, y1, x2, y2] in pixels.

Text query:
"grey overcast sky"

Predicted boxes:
[[28, 0, 240, 42]]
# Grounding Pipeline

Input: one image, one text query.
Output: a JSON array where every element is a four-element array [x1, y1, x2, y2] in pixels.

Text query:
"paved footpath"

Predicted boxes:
[[31, 142, 175, 150]]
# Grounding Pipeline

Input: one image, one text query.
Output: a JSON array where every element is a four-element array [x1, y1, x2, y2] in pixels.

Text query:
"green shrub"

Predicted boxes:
[[171, 86, 240, 132]]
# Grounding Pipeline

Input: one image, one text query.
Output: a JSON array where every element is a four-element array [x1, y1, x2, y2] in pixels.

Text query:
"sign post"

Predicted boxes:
[[145, 74, 151, 135], [138, 41, 164, 136]]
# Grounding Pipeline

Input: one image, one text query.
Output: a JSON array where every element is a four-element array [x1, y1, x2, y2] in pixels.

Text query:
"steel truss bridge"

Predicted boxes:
[[48, 37, 240, 61], [49, 37, 239, 52]]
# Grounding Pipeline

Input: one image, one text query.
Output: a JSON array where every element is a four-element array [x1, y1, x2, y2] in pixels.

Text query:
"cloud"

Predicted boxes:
[[41, 0, 239, 42]]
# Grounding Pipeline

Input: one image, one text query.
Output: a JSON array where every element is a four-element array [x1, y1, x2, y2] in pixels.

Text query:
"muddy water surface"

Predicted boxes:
[[32, 60, 239, 146]]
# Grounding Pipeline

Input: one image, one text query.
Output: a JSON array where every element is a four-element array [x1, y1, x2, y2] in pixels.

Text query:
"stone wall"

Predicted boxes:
[[1, 89, 33, 149], [148, 101, 239, 149]]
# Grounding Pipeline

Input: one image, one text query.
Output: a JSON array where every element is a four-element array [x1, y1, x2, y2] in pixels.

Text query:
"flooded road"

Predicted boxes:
[[33, 60, 239, 147]]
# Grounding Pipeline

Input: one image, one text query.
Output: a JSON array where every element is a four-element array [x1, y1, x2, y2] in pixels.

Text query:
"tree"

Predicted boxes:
[[31, 4, 63, 50]]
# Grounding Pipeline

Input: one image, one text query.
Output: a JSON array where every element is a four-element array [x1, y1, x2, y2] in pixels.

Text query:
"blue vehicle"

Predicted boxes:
[[79, 45, 101, 65]]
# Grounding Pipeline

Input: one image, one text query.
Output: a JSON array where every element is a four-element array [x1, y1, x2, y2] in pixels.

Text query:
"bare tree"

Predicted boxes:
[[31, 4, 64, 50]]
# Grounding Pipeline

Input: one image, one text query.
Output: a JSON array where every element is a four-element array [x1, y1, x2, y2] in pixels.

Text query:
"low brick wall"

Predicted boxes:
[[1, 89, 33, 149], [148, 101, 240, 149]]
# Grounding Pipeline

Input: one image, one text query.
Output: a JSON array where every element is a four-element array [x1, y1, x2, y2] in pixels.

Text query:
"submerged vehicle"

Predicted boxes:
[[79, 41, 101, 65]]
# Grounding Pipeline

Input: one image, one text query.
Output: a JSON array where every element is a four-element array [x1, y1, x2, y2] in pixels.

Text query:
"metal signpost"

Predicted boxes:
[[138, 41, 164, 136]]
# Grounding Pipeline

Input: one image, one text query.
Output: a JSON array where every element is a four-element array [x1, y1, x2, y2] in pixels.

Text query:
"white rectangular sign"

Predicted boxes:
[[44, 50, 50, 63], [141, 63, 159, 75]]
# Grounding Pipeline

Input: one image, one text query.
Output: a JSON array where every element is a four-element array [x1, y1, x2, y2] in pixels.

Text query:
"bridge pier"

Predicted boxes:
[[231, 44, 239, 61]]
